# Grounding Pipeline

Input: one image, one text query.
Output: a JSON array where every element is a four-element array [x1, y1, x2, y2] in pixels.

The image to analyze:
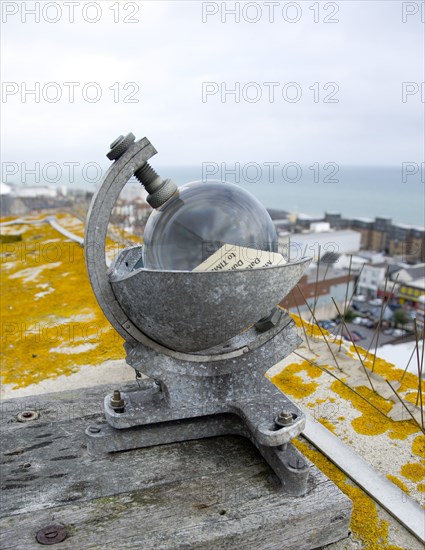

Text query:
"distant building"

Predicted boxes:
[[370, 217, 392, 251], [395, 264, 425, 284], [335, 254, 367, 273], [357, 262, 388, 300], [324, 214, 425, 263], [10, 185, 58, 198], [388, 223, 411, 257], [0, 182, 12, 216], [397, 277, 425, 308], [324, 212, 349, 230], [295, 213, 324, 230], [280, 264, 355, 320], [267, 208, 290, 220], [350, 217, 374, 249], [417, 295, 425, 335], [356, 250, 386, 264], [289, 229, 361, 262], [408, 227, 425, 263]]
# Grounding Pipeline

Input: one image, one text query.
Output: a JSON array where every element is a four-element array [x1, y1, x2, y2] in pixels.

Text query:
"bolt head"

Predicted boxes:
[[288, 455, 307, 470]]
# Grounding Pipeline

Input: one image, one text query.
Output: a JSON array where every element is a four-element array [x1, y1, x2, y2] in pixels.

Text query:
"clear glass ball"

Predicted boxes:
[[142, 180, 278, 271]]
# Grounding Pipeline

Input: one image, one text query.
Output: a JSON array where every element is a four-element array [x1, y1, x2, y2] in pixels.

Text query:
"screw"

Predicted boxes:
[[275, 410, 296, 427], [16, 410, 39, 422], [106, 132, 177, 208], [288, 455, 307, 470], [88, 426, 101, 434], [36, 524, 67, 545], [110, 389, 125, 413]]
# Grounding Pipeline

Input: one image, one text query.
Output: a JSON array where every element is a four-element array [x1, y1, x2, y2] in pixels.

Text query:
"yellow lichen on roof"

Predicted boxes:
[[400, 462, 425, 482], [1, 215, 125, 389], [386, 474, 410, 494], [412, 435, 425, 458], [272, 312, 425, 511], [330, 380, 420, 439], [318, 417, 337, 434], [271, 360, 322, 399], [405, 391, 425, 405], [293, 438, 402, 550]]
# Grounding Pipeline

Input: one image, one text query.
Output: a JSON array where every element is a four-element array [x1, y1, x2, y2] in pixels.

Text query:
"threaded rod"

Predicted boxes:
[[134, 162, 162, 193]]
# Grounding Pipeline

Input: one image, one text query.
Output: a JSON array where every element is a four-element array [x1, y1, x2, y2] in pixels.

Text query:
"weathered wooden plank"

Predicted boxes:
[[0, 382, 137, 429], [0, 385, 352, 549], [0, 464, 350, 550]]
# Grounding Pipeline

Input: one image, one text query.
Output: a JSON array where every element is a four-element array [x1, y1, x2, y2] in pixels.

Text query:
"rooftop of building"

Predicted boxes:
[[292, 228, 361, 237], [303, 263, 354, 284], [406, 277, 425, 290], [1, 212, 424, 549]]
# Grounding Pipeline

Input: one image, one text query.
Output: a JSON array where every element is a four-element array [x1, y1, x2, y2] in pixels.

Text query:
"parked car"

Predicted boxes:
[[341, 331, 362, 342], [383, 328, 407, 337], [350, 330, 365, 340], [318, 320, 336, 331], [392, 328, 407, 337], [353, 316, 374, 328]]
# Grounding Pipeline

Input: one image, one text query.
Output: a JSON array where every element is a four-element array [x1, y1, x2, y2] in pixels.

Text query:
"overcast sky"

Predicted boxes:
[[1, 0, 424, 175]]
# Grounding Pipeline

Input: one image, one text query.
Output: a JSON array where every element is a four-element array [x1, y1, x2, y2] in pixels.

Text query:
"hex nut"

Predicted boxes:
[[110, 390, 125, 412], [275, 410, 297, 427], [255, 307, 283, 333]]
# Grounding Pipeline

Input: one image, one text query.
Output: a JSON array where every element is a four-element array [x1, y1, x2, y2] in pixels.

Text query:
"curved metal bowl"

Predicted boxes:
[[110, 246, 311, 353]]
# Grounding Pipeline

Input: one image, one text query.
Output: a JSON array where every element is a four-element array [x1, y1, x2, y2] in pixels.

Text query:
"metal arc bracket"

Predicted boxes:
[[85, 138, 160, 348]]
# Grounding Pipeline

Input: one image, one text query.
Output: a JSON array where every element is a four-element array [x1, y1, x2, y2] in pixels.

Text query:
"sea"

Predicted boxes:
[[156, 165, 425, 228]]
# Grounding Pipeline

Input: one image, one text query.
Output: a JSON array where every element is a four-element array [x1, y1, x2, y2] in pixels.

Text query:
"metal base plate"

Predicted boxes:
[[86, 411, 309, 496], [86, 377, 310, 496]]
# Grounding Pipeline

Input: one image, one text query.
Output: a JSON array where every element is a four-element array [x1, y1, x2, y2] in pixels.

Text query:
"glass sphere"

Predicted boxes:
[[142, 180, 278, 271]]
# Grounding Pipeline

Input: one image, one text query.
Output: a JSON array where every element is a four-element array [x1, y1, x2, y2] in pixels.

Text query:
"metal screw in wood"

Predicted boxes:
[[36, 524, 67, 545]]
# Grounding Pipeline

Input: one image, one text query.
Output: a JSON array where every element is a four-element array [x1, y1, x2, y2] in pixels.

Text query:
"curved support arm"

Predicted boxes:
[[85, 138, 163, 348]]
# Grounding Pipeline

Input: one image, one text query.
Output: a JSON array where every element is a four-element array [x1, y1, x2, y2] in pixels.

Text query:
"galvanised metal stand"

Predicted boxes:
[[84, 133, 312, 496]]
